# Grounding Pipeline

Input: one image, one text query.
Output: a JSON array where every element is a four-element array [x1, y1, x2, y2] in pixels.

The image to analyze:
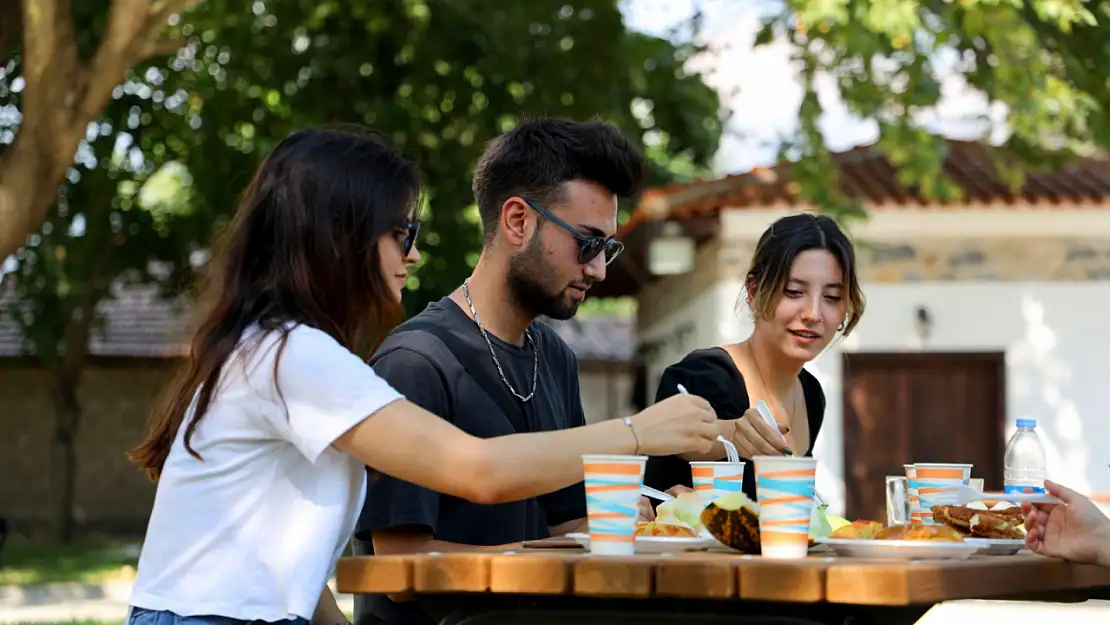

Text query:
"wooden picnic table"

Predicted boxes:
[[336, 548, 1110, 625]]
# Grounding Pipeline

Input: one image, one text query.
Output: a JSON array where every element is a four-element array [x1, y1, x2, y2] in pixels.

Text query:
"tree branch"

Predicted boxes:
[[81, 0, 200, 126], [19, 0, 60, 81], [138, 0, 200, 59], [99, 0, 149, 59], [146, 0, 200, 32], [144, 35, 186, 58], [20, 0, 79, 113]]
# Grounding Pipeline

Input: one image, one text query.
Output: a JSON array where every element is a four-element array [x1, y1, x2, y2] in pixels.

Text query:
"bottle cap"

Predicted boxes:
[[1016, 418, 1037, 428]]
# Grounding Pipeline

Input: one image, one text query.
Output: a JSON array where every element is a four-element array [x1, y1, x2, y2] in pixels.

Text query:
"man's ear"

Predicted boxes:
[[501, 197, 533, 248]]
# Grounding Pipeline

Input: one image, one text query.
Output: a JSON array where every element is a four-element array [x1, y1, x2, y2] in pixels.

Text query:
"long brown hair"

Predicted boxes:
[[129, 125, 423, 480], [744, 212, 866, 335]]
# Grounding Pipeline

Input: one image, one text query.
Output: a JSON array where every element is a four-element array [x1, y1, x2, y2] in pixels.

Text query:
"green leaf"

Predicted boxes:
[[754, 22, 776, 47]]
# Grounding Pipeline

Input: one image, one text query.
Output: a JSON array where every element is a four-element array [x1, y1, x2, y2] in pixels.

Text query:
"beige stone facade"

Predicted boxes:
[[859, 237, 1110, 282], [718, 236, 1110, 283]]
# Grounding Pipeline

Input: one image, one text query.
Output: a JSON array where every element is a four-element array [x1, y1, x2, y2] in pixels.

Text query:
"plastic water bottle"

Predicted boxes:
[[1004, 418, 1047, 494]]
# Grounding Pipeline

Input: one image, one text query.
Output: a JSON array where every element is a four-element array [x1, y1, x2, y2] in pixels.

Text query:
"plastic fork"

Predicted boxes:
[[641, 484, 675, 502], [676, 383, 739, 463], [754, 400, 793, 456]]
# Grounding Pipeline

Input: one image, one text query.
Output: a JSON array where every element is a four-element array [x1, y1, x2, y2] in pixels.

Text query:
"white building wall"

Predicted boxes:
[[805, 281, 1110, 515], [639, 281, 733, 401]]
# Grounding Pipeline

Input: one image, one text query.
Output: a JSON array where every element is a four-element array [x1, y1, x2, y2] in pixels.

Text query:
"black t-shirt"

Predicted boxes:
[[643, 347, 826, 502], [352, 296, 587, 625]]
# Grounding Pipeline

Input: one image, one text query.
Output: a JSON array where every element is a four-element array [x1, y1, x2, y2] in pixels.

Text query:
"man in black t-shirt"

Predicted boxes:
[[352, 117, 650, 625]]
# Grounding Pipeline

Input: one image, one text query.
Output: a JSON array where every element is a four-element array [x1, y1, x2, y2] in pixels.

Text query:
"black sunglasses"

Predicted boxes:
[[524, 200, 623, 265], [394, 219, 420, 256]]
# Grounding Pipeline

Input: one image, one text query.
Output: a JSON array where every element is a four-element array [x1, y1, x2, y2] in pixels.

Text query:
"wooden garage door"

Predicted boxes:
[[842, 352, 1006, 522]]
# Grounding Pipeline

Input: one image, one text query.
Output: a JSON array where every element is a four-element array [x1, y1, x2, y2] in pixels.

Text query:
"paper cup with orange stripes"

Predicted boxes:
[[582, 454, 647, 555], [912, 463, 972, 525], [690, 461, 745, 505], [904, 464, 923, 524], [753, 455, 818, 559]]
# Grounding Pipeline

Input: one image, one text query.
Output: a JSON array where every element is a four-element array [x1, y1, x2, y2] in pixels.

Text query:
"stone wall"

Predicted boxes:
[[720, 237, 1110, 283], [860, 237, 1110, 282], [0, 359, 633, 537], [1, 363, 172, 536]]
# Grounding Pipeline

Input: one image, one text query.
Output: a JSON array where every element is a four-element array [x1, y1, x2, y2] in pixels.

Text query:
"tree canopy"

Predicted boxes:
[[764, 0, 1106, 216], [163, 0, 726, 313]]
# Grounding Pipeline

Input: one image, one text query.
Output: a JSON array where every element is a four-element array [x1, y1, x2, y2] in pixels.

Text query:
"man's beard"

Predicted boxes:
[[507, 235, 581, 321]]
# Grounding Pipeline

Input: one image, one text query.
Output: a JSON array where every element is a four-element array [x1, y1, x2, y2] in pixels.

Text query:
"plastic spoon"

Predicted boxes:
[[676, 383, 739, 463]]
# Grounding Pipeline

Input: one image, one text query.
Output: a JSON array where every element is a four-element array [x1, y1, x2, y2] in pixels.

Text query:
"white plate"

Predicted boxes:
[[566, 532, 712, 554], [818, 538, 980, 560], [974, 491, 1064, 505], [701, 533, 733, 552], [964, 538, 1026, 555]]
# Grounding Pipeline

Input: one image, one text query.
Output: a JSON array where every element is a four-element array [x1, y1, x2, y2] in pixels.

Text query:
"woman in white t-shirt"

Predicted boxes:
[[123, 125, 718, 625]]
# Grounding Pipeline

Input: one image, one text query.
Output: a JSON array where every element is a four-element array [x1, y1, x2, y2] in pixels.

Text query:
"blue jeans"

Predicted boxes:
[[127, 606, 311, 625]]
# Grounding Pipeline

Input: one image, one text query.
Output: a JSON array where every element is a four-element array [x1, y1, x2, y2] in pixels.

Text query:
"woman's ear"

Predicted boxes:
[[745, 275, 757, 307]]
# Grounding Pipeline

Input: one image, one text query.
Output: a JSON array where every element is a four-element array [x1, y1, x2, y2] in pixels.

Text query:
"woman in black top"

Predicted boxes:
[[644, 213, 867, 501]]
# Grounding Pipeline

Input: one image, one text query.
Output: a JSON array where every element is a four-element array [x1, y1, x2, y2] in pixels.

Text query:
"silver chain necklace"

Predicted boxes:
[[462, 277, 538, 402]]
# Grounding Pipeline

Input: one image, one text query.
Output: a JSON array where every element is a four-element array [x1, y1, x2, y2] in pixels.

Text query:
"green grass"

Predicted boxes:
[[0, 539, 139, 586]]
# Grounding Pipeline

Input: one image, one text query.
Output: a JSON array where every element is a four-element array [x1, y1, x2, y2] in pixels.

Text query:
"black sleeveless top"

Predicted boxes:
[[643, 347, 826, 501]]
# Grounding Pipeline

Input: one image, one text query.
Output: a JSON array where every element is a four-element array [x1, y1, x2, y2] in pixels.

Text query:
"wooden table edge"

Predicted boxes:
[[336, 551, 1110, 605]]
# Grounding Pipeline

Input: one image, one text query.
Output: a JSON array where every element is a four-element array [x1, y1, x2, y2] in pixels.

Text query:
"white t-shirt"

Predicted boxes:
[[129, 324, 403, 621]]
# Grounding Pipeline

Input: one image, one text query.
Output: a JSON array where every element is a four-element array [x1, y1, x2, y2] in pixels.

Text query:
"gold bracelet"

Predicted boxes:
[[623, 416, 640, 454]]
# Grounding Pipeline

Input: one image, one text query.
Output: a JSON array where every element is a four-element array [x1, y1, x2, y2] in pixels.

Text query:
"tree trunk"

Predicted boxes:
[[47, 298, 99, 542], [0, 0, 201, 261], [50, 369, 81, 543], [0, 132, 78, 263]]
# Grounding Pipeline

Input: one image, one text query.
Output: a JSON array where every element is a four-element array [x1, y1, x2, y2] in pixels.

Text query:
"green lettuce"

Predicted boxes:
[[655, 492, 708, 533], [808, 503, 832, 539]]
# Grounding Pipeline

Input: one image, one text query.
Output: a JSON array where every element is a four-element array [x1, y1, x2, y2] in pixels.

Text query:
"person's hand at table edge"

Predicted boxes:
[[1022, 479, 1110, 568]]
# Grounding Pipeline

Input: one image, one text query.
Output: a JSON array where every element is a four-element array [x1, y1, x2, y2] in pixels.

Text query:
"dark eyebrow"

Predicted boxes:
[[788, 277, 844, 289]]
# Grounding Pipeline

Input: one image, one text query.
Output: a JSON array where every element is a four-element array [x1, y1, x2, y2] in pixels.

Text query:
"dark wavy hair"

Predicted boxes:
[[745, 212, 865, 336], [129, 125, 422, 480], [472, 116, 647, 242]]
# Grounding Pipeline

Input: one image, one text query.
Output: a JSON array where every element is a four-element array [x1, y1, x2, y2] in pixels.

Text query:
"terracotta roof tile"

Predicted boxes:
[[619, 139, 1110, 238], [0, 282, 192, 358]]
